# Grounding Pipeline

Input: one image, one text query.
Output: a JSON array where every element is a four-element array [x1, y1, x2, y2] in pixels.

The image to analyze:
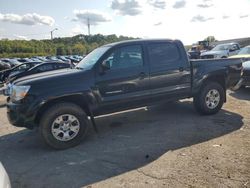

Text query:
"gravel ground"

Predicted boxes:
[[0, 88, 249, 188]]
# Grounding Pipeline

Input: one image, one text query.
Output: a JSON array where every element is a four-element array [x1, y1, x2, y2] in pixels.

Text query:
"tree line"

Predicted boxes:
[[0, 34, 135, 58]]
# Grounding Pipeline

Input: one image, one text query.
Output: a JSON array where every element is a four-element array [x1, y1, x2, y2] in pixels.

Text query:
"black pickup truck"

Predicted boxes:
[[6, 39, 243, 149]]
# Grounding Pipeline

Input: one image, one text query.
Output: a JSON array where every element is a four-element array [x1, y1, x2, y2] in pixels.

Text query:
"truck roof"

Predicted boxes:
[[103, 38, 179, 47]]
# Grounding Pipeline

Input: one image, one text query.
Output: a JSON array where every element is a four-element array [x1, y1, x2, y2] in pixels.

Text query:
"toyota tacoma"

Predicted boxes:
[[6, 39, 243, 149]]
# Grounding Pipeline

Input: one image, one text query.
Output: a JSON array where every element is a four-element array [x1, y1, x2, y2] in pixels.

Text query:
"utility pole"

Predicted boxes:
[[87, 18, 90, 35], [50, 28, 58, 40]]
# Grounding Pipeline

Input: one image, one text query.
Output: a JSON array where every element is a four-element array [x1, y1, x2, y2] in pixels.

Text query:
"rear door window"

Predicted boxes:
[[147, 42, 181, 68]]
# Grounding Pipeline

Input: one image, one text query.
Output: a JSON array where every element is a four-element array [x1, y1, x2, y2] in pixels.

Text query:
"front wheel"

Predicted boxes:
[[39, 103, 89, 149], [193, 82, 225, 115]]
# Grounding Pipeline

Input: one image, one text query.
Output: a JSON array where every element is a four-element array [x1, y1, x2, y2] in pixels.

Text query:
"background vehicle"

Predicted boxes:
[[0, 58, 21, 67], [0, 162, 11, 188], [56, 56, 71, 64], [7, 62, 71, 83], [46, 56, 64, 63], [230, 45, 250, 59], [241, 60, 250, 88], [0, 62, 41, 83], [0, 61, 11, 71], [6, 39, 243, 149], [188, 45, 201, 59], [188, 40, 211, 59], [200, 43, 240, 59]]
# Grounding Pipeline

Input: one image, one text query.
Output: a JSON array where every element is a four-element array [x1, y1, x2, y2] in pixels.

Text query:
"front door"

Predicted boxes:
[[94, 44, 150, 112]]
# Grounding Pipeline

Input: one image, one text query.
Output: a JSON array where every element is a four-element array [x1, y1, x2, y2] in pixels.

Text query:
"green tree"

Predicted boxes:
[[204, 36, 217, 43], [72, 43, 86, 55], [56, 45, 66, 55]]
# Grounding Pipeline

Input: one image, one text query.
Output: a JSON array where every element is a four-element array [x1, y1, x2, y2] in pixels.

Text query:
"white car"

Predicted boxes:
[[0, 162, 11, 188], [200, 43, 240, 59]]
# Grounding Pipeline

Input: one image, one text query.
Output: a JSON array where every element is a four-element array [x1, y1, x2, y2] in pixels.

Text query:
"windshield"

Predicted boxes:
[[238, 47, 250, 55], [212, 44, 230, 51], [76, 46, 110, 70]]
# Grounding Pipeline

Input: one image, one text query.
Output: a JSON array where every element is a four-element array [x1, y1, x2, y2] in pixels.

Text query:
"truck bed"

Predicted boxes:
[[190, 58, 243, 90]]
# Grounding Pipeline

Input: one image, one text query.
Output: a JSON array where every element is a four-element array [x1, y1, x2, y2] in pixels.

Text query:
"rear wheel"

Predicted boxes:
[[194, 82, 225, 115], [39, 103, 89, 149]]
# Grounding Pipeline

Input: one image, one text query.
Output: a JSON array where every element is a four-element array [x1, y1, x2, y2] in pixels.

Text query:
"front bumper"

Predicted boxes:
[[7, 99, 37, 129]]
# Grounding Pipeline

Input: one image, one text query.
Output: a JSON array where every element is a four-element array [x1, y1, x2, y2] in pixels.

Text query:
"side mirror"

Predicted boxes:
[[229, 48, 235, 52], [101, 60, 111, 71]]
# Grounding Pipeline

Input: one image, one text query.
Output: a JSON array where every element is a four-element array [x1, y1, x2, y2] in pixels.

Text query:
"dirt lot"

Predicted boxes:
[[0, 89, 250, 188]]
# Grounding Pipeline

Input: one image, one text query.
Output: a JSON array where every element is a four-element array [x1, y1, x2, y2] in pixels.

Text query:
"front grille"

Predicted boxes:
[[201, 55, 214, 59]]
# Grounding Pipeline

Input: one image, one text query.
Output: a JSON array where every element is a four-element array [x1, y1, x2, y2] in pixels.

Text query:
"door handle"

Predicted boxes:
[[139, 72, 146, 80], [179, 67, 184, 72]]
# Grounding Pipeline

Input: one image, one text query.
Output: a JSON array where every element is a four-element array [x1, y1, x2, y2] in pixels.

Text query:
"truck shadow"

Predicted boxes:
[[0, 100, 243, 188], [229, 87, 250, 101]]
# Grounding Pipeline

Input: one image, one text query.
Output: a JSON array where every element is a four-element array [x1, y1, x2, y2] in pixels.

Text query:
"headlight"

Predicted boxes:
[[11, 85, 31, 101]]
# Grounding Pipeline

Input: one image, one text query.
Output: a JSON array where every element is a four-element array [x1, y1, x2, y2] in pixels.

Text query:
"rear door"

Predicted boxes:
[[95, 44, 151, 111], [147, 41, 191, 100]]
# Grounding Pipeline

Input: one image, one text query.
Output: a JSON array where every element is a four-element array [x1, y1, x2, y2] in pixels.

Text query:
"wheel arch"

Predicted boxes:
[[34, 94, 92, 125]]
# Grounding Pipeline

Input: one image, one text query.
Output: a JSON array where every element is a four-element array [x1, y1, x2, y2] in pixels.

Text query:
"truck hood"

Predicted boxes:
[[13, 68, 86, 86]]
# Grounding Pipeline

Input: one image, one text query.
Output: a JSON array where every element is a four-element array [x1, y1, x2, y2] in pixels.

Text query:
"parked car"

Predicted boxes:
[[36, 56, 49, 62], [230, 45, 250, 59], [188, 45, 201, 59], [0, 62, 41, 83], [4, 62, 71, 96], [6, 39, 243, 149], [56, 56, 71, 64], [241, 60, 250, 88], [17, 58, 35, 63], [6, 62, 71, 84], [65, 55, 81, 63], [0, 58, 21, 67], [200, 43, 240, 59], [0, 61, 11, 71], [0, 162, 11, 188], [46, 56, 64, 63]]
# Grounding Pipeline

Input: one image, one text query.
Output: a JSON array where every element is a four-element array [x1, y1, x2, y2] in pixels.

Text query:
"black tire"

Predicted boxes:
[[39, 102, 89, 149], [193, 82, 225, 115]]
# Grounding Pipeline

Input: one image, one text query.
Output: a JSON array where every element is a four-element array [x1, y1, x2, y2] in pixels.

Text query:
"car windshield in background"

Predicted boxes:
[[238, 47, 250, 55], [76, 46, 110, 70], [212, 44, 230, 51]]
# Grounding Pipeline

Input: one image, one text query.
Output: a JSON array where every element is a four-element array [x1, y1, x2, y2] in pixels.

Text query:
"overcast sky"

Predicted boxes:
[[0, 0, 250, 44]]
